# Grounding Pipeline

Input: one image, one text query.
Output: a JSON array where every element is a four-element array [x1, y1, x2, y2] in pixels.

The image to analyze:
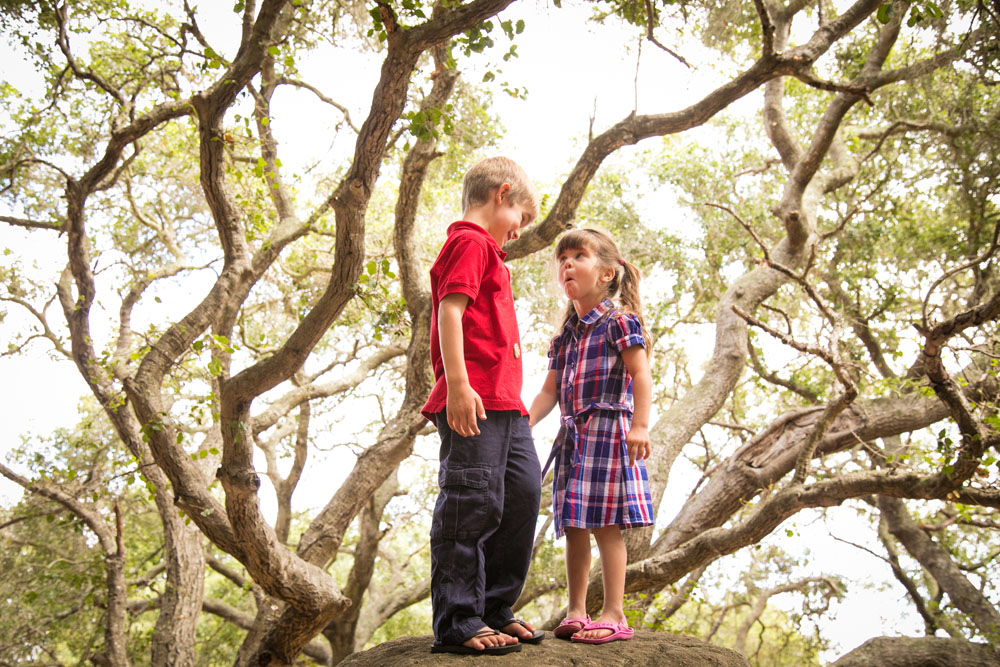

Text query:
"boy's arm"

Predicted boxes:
[[438, 293, 486, 436], [529, 370, 559, 428], [620, 345, 652, 466]]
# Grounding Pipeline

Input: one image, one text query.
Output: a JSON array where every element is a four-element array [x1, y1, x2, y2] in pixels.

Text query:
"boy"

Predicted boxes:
[[422, 156, 543, 655]]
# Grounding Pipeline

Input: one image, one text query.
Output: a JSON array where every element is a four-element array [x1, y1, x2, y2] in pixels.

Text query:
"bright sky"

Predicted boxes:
[[0, 0, 927, 659]]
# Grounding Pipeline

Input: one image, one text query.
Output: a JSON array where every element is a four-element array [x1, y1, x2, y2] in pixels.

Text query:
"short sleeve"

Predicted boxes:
[[606, 313, 645, 352], [546, 334, 564, 371], [433, 233, 488, 303]]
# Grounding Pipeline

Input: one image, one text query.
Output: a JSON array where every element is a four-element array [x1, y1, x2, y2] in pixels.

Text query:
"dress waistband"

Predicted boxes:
[[541, 402, 631, 477]]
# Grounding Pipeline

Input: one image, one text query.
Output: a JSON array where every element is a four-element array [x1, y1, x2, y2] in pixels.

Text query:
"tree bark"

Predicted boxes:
[[323, 474, 398, 663], [150, 504, 205, 667], [830, 636, 1000, 667], [878, 496, 1000, 646]]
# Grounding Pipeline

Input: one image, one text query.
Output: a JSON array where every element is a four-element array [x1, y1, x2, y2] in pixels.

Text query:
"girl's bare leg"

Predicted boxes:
[[564, 527, 591, 629], [575, 525, 627, 640]]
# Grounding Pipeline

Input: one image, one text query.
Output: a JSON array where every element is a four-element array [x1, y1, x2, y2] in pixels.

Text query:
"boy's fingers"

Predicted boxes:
[[469, 396, 484, 435]]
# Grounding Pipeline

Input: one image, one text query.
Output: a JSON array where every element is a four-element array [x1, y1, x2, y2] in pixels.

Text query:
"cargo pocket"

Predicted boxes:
[[431, 465, 491, 540]]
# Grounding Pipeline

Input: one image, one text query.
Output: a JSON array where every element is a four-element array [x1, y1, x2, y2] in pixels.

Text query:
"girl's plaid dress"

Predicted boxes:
[[546, 299, 655, 537]]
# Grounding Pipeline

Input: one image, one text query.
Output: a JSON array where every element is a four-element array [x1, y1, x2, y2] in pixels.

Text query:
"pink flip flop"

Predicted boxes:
[[553, 615, 590, 639], [569, 619, 634, 644]]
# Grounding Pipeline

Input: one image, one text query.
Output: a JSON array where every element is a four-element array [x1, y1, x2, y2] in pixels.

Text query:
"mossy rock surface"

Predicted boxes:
[[338, 630, 750, 666]]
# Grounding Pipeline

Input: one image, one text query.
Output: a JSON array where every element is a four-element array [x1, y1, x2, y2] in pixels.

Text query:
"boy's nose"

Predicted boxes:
[[509, 228, 520, 240]]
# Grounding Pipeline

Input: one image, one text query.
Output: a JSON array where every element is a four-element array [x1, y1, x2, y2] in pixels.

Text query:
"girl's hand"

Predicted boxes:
[[625, 425, 651, 467]]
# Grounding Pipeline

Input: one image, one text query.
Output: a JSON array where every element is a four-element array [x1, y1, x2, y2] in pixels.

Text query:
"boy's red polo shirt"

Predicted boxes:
[[421, 221, 527, 423]]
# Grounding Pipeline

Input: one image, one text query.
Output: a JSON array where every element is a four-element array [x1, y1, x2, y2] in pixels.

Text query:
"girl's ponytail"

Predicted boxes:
[[613, 259, 648, 344]]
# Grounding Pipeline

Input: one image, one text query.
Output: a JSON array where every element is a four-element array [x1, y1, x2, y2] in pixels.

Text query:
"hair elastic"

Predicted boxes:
[[619, 259, 626, 266]]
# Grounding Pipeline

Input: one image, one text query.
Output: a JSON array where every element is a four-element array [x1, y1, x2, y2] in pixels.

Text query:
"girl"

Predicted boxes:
[[529, 228, 654, 644]]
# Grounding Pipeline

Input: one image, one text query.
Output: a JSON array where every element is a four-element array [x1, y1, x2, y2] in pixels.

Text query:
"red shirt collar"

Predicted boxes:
[[447, 221, 507, 260]]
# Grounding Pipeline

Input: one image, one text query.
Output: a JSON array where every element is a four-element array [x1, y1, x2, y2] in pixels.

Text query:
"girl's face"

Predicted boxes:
[[557, 244, 615, 315]]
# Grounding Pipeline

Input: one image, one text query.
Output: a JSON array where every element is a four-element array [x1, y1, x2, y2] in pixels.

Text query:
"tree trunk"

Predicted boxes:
[[878, 496, 1000, 646], [323, 474, 398, 663], [151, 508, 205, 667]]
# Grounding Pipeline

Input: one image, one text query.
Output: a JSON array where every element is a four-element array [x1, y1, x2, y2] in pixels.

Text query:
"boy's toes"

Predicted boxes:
[[463, 627, 506, 651], [500, 621, 531, 641]]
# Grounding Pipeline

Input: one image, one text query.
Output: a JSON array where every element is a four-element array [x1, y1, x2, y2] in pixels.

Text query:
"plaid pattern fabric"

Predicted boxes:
[[546, 299, 654, 537]]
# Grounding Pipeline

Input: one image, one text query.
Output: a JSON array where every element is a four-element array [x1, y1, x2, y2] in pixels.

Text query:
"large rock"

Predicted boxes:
[[338, 631, 750, 666]]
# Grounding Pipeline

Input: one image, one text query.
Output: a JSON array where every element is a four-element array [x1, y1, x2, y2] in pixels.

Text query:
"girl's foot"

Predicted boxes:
[[573, 612, 627, 641], [553, 613, 590, 639]]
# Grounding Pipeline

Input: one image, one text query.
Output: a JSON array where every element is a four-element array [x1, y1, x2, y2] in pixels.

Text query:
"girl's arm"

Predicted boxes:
[[529, 370, 559, 428], [620, 345, 652, 466]]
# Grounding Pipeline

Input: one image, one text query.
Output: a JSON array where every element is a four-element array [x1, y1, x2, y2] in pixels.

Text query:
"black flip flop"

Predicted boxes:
[[499, 618, 544, 644], [431, 628, 523, 655]]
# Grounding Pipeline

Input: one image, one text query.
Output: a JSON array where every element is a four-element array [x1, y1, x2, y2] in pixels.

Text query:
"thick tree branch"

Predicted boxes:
[[878, 495, 1000, 644]]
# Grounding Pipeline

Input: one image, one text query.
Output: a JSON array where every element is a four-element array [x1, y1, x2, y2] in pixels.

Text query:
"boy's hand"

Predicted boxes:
[[625, 424, 651, 467], [447, 382, 486, 436]]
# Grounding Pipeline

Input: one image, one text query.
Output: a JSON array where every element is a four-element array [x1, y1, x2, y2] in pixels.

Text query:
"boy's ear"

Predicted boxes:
[[495, 183, 511, 204]]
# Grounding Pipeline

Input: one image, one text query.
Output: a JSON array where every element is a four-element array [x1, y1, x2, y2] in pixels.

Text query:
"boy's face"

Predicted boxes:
[[485, 184, 535, 247]]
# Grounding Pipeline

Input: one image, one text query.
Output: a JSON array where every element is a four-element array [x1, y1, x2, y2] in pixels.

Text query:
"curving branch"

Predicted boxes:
[[55, 4, 127, 109], [733, 576, 841, 655], [875, 508, 958, 637], [878, 496, 1000, 644], [0, 463, 129, 665], [274, 76, 361, 133], [249, 344, 407, 435], [622, 465, 998, 605], [651, 363, 997, 560], [0, 214, 64, 231], [642, 0, 691, 66]]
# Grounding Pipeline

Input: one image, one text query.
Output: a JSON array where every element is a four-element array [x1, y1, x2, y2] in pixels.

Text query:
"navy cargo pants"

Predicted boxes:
[[430, 410, 541, 646]]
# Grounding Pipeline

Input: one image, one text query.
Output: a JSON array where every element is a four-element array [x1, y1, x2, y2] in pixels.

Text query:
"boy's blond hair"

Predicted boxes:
[[462, 156, 538, 218]]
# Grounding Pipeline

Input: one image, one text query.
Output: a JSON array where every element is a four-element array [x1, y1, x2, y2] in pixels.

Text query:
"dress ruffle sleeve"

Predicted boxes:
[[606, 312, 645, 352], [547, 333, 565, 371]]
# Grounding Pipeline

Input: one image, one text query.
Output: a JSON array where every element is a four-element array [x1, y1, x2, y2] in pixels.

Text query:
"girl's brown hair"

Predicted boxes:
[[555, 228, 647, 339]]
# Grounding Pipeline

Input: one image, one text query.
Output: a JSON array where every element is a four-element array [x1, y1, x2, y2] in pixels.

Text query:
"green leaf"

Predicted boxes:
[[268, 45, 280, 56], [876, 3, 891, 23], [367, 260, 377, 275]]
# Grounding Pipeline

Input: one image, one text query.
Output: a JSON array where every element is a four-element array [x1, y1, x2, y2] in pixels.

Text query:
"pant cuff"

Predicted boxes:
[[440, 616, 487, 646], [484, 606, 515, 629]]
